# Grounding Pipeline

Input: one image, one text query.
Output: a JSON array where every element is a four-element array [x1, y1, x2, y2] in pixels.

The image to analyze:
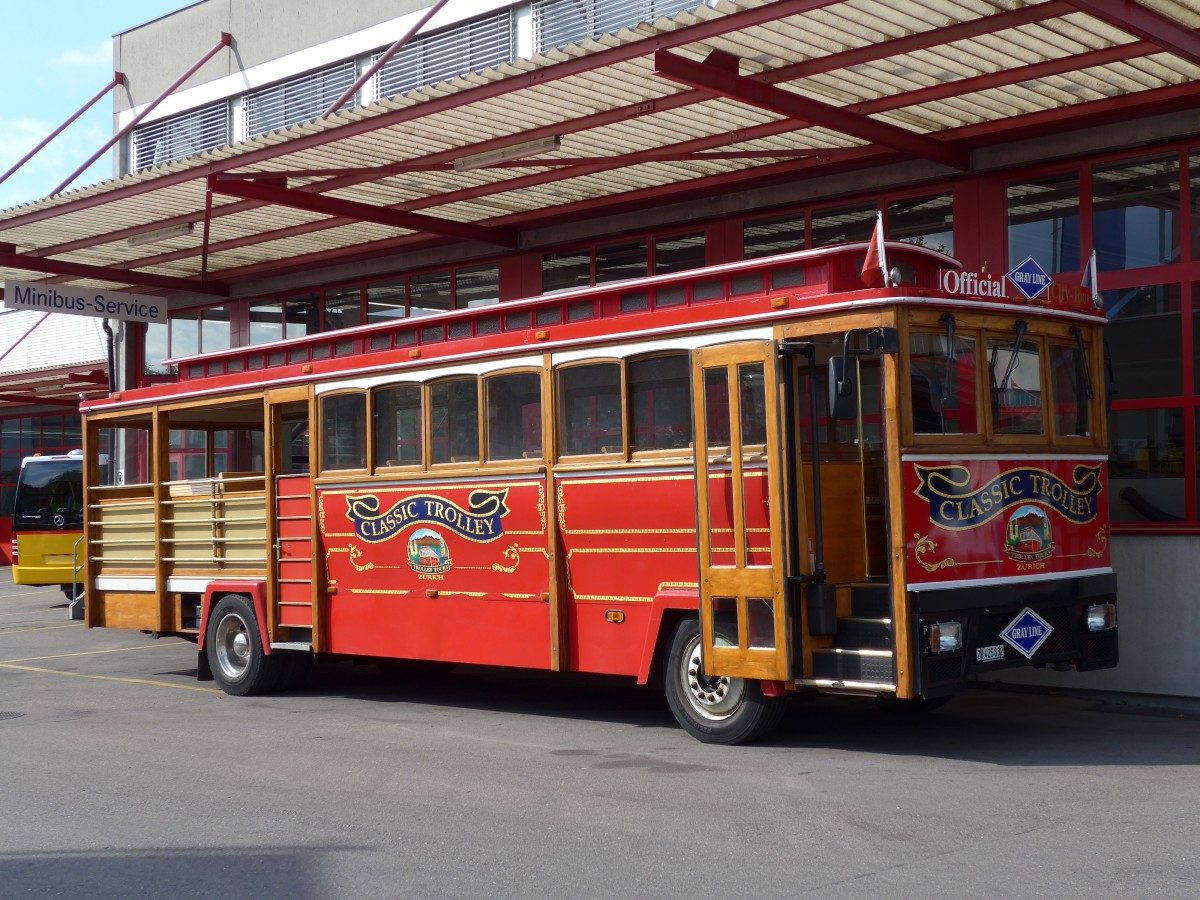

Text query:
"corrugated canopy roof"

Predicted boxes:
[[1, 0, 1197, 298]]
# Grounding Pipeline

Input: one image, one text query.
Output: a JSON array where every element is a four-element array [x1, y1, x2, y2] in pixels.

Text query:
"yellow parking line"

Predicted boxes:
[[0, 641, 189, 664], [2, 623, 86, 634], [0, 662, 223, 693]]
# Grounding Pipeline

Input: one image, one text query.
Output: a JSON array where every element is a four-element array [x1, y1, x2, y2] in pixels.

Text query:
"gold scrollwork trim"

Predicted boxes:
[[492, 542, 520, 574], [1061, 525, 1109, 559], [913, 532, 954, 573], [348, 545, 374, 572]]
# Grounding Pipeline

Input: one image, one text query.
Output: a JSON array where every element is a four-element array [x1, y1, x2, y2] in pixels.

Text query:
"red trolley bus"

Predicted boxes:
[[79, 241, 1117, 743]]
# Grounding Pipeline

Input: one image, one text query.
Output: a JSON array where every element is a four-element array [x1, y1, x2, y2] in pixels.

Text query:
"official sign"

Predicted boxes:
[[2, 280, 167, 325]]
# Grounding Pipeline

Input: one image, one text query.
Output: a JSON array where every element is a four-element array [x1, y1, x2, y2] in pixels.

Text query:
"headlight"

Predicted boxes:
[[928, 621, 962, 653], [1085, 603, 1116, 631]]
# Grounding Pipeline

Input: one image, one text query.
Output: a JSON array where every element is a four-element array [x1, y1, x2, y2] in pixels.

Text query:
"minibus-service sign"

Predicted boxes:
[[2, 280, 167, 325]]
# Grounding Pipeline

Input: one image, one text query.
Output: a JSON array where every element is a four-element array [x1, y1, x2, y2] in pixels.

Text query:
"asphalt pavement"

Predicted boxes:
[[3, 569, 1199, 900]]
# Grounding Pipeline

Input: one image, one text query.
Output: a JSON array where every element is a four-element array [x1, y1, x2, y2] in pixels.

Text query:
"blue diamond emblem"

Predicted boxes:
[[1006, 256, 1052, 301], [999, 607, 1053, 658]]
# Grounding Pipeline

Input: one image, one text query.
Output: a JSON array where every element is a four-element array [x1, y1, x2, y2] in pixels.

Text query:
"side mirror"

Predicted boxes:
[[828, 355, 857, 421]]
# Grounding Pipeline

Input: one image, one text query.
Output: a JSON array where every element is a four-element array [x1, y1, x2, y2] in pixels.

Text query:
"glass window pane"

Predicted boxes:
[[429, 378, 479, 464], [739, 363, 767, 446], [285, 293, 321, 337], [486, 372, 542, 460], [542, 251, 591, 293], [325, 286, 362, 331], [743, 213, 805, 259], [1105, 284, 1181, 400], [988, 336, 1043, 435], [712, 596, 739, 646], [171, 311, 200, 358], [367, 279, 407, 323], [321, 393, 366, 471], [748, 597, 775, 649], [201, 306, 230, 353], [1109, 408, 1184, 523], [558, 364, 623, 455], [1093, 154, 1180, 271], [596, 240, 647, 284], [411, 271, 452, 316], [249, 302, 284, 345], [909, 331, 980, 435], [143, 323, 170, 376], [629, 355, 692, 451], [1007, 174, 1080, 273], [654, 233, 705, 275], [1049, 338, 1093, 438], [373, 383, 422, 467], [889, 193, 953, 256], [457, 265, 500, 308], [811, 203, 876, 247], [704, 368, 731, 448]]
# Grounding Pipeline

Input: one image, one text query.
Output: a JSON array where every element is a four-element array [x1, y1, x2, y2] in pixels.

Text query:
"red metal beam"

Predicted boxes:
[[0, 243, 226, 296], [655, 48, 971, 171], [0, 73, 126, 189], [206, 175, 518, 247], [52, 34, 233, 197], [0, 392, 84, 408], [1064, 0, 1200, 65]]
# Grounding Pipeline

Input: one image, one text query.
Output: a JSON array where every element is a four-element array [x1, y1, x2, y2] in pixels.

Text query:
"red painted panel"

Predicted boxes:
[[903, 456, 1111, 587], [278, 604, 312, 627], [318, 478, 551, 666]]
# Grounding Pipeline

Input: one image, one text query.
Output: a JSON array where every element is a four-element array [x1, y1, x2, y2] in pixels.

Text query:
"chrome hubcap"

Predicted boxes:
[[683, 636, 744, 720], [214, 613, 251, 680]]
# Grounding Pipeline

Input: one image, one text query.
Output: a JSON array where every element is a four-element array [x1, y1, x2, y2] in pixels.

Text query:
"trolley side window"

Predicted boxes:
[[629, 353, 692, 452], [559, 363, 623, 456], [373, 383, 423, 468], [321, 392, 367, 471], [1049, 334, 1093, 439], [430, 377, 480, 464], [485, 372, 542, 461]]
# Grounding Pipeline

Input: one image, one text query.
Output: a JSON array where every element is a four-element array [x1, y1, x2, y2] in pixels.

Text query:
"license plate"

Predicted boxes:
[[976, 644, 1005, 662]]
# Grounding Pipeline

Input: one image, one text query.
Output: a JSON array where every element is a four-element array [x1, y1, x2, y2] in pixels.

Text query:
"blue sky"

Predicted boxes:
[[0, 1, 187, 210]]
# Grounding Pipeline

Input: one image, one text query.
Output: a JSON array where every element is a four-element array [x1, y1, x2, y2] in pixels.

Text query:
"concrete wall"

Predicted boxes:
[[982, 535, 1200, 697], [112, 0, 433, 113]]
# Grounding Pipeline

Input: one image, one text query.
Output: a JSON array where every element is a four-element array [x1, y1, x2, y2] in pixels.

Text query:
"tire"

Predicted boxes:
[[205, 594, 282, 696], [274, 651, 314, 692], [61, 584, 80, 602], [663, 617, 788, 745]]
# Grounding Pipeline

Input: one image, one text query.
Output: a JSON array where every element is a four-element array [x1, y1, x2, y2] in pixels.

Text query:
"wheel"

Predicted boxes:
[[663, 617, 788, 744], [205, 594, 282, 696], [61, 584, 80, 602], [274, 651, 314, 692]]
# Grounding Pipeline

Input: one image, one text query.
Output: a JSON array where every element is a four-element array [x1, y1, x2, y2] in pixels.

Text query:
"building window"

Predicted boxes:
[[542, 251, 591, 293], [375, 11, 513, 99], [325, 286, 363, 330], [534, 0, 700, 52], [285, 293, 322, 338], [743, 213, 806, 259], [457, 266, 500, 308], [245, 61, 357, 138], [889, 194, 954, 256], [1093, 154, 1180, 272], [1109, 408, 1185, 523], [249, 302, 285, 345], [654, 233, 705, 274], [131, 101, 229, 171], [596, 240, 648, 284], [410, 271, 453, 317], [1008, 173, 1080, 273], [811, 203, 877, 247], [1106, 284, 1182, 400]]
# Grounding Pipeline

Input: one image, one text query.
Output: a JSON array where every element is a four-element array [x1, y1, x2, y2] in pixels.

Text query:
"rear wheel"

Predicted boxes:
[[206, 594, 282, 696], [663, 618, 788, 744]]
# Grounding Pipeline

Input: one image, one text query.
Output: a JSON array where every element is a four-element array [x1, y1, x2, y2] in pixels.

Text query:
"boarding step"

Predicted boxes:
[[811, 647, 895, 684], [849, 583, 892, 619], [835, 616, 893, 650], [270, 641, 313, 651]]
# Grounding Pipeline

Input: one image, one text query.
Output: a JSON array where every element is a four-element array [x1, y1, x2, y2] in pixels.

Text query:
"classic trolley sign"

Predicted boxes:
[[78, 241, 1117, 744]]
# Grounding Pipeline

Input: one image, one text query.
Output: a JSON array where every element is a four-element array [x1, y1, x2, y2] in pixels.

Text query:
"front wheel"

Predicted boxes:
[[205, 594, 282, 696], [663, 618, 788, 744]]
